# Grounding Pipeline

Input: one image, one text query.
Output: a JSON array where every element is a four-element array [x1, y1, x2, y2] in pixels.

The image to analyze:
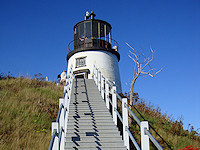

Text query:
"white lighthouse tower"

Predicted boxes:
[[67, 11, 122, 92]]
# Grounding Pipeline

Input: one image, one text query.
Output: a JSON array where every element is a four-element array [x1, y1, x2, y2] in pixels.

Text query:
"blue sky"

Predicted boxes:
[[0, 0, 200, 132]]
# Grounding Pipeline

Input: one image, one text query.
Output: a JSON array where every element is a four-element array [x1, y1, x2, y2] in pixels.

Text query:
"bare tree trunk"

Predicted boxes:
[[130, 81, 134, 107], [126, 42, 163, 126], [129, 81, 135, 125], [129, 76, 138, 107]]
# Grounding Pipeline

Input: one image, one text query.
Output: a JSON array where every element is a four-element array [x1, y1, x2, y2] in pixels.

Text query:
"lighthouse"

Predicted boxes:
[[67, 11, 122, 93]]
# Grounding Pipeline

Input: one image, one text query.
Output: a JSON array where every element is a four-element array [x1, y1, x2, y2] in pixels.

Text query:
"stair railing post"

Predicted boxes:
[[59, 127, 65, 150], [101, 75, 104, 99], [66, 80, 69, 100], [64, 108, 68, 136], [65, 81, 70, 110], [96, 68, 98, 85], [141, 121, 150, 150], [51, 122, 59, 150], [64, 84, 68, 95], [105, 78, 110, 110], [68, 80, 71, 101], [112, 83, 117, 125], [68, 74, 73, 101], [122, 98, 130, 150], [98, 71, 101, 92], [64, 87, 69, 134], [59, 98, 64, 131], [68, 71, 73, 109], [64, 85, 68, 109], [95, 66, 97, 85], [63, 85, 68, 110], [93, 65, 96, 83], [67, 78, 73, 98], [96, 68, 98, 86]]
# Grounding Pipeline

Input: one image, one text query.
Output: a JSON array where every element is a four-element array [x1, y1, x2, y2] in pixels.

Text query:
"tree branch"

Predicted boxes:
[[129, 50, 138, 60], [128, 55, 137, 63], [126, 42, 137, 54], [141, 67, 163, 77], [127, 42, 163, 106]]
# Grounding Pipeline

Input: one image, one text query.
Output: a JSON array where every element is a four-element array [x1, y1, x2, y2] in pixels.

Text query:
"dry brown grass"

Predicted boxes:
[[117, 93, 200, 149], [1, 77, 199, 149], [129, 99, 200, 149], [0, 77, 63, 150]]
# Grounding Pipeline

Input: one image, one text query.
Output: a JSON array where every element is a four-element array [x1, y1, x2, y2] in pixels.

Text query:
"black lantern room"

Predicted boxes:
[[67, 11, 120, 61]]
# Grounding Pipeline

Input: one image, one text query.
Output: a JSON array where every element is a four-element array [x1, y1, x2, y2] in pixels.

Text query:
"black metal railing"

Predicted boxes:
[[68, 38, 118, 52]]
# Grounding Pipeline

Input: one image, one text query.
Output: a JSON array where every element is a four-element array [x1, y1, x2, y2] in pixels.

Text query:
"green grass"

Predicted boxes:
[[0, 77, 62, 150], [128, 99, 200, 149], [0, 77, 199, 149]]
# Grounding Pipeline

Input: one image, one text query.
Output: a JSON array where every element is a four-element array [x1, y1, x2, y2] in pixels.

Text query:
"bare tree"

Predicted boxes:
[[126, 42, 163, 106]]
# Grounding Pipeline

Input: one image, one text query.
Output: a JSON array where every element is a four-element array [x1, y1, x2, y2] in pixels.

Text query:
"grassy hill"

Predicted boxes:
[[125, 97, 200, 149], [0, 76, 199, 149], [0, 76, 62, 150]]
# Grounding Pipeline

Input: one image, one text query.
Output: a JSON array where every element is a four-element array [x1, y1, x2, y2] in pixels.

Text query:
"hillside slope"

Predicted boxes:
[[0, 77, 62, 150], [0, 77, 199, 149], [122, 94, 200, 149]]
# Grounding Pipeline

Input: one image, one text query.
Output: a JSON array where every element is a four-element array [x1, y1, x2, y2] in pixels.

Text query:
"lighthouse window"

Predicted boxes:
[[85, 22, 91, 38], [78, 23, 84, 39], [100, 23, 105, 40], [76, 57, 86, 68], [106, 25, 111, 41], [92, 21, 98, 38]]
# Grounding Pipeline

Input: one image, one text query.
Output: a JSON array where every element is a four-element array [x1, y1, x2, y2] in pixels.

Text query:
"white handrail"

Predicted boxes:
[[125, 104, 141, 126], [48, 129, 58, 150], [93, 65, 164, 150], [145, 128, 164, 150], [126, 126, 141, 150], [49, 65, 73, 150]]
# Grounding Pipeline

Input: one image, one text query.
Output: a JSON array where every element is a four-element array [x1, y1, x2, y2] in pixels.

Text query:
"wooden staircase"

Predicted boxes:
[[65, 78, 126, 150]]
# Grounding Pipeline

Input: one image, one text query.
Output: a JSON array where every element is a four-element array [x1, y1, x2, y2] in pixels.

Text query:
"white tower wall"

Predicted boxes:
[[67, 50, 122, 93]]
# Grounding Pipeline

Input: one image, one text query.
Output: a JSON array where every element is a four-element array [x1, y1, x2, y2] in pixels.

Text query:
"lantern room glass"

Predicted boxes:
[[74, 20, 111, 43]]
